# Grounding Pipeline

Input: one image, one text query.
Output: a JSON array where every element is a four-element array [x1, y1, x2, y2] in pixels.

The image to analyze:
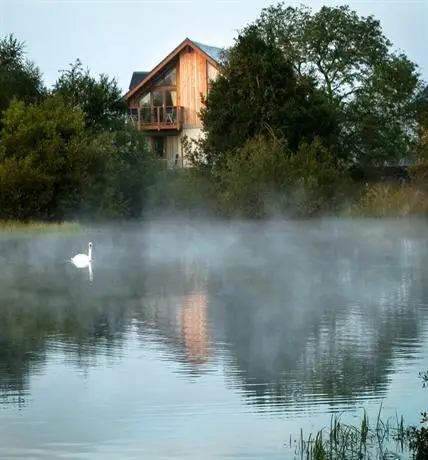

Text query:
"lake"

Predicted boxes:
[[0, 218, 427, 459]]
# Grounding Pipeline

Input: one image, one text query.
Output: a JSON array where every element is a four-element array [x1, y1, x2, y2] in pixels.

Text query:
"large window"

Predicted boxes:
[[152, 91, 163, 107], [154, 67, 177, 86], [138, 66, 178, 123]]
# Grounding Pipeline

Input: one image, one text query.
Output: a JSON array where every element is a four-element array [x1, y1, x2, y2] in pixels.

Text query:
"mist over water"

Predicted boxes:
[[0, 217, 428, 459]]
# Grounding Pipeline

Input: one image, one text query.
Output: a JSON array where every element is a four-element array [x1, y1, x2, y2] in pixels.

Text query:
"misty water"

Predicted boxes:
[[1, 218, 428, 459]]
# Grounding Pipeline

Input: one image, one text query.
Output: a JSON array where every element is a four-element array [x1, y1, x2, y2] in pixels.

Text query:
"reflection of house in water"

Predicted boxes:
[[179, 289, 211, 365], [137, 256, 213, 375]]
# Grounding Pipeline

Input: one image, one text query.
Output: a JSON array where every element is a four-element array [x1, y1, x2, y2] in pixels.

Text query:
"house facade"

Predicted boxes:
[[124, 38, 223, 167]]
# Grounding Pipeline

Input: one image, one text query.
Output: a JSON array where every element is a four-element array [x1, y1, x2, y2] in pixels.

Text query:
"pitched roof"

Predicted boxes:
[[129, 71, 150, 91], [191, 40, 223, 64], [125, 38, 224, 101]]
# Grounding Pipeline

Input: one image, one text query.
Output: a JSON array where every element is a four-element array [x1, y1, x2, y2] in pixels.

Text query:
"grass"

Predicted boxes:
[[350, 182, 428, 218], [291, 406, 410, 460], [0, 220, 85, 235]]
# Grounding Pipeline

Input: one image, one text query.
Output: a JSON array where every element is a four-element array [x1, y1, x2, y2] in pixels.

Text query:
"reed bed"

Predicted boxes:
[[292, 407, 410, 460]]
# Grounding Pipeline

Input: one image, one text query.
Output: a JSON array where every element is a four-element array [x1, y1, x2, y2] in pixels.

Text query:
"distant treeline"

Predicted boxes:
[[1, 3, 428, 221]]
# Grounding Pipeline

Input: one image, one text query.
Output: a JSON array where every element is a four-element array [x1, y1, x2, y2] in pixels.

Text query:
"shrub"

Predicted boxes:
[[218, 135, 348, 218], [355, 182, 428, 217]]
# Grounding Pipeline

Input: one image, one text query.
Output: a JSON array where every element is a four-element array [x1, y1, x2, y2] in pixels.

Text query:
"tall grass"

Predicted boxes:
[[293, 406, 409, 460], [352, 182, 428, 217], [0, 220, 84, 234]]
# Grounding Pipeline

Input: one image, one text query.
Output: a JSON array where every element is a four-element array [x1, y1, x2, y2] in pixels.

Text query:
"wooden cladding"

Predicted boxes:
[[179, 48, 208, 127], [128, 42, 222, 131]]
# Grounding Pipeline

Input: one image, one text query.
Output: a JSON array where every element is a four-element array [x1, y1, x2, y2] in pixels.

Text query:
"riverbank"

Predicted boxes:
[[146, 167, 428, 220], [0, 220, 84, 234]]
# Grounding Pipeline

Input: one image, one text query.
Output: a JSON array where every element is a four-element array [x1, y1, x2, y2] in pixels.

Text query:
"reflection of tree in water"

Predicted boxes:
[[2, 220, 428, 412], [0, 232, 150, 405], [208, 225, 428, 412]]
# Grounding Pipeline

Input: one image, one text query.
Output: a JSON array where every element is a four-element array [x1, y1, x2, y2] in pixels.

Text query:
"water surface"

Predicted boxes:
[[0, 218, 427, 459]]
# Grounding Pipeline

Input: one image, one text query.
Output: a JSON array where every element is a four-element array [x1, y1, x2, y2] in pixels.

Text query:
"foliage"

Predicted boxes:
[[343, 53, 420, 165], [250, 3, 422, 165], [0, 34, 45, 124], [218, 135, 347, 218], [0, 96, 154, 221], [405, 371, 428, 460], [254, 4, 390, 103], [53, 58, 126, 132], [145, 166, 219, 218], [353, 181, 428, 217], [197, 25, 338, 168], [294, 409, 406, 460], [415, 85, 428, 157]]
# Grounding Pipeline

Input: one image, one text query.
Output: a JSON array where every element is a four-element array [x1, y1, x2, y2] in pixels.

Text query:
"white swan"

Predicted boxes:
[[71, 242, 93, 268]]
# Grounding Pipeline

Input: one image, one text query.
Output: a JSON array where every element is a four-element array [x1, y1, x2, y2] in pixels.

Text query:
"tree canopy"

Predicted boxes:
[[197, 25, 338, 168], [53, 59, 127, 132], [237, 3, 422, 165], [0, 34, 45, 124], [0, 34, 156, 222]]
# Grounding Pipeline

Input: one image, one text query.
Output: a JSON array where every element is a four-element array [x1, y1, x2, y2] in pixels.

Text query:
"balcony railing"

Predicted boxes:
[[128, 106, 183, 131]]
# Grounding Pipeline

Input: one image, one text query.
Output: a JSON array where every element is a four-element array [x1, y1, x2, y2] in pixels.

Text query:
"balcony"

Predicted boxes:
[[128, 106, 183, 131]]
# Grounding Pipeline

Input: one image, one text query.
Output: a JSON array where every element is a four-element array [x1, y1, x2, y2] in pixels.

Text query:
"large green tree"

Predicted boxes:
[[0, 34, 45, 122], [0, 95, 154, 221], [194, 25, 338, 169], [53, 59, 126, 132], [416, 85, 428, 153], [251, 3, 422, 165]]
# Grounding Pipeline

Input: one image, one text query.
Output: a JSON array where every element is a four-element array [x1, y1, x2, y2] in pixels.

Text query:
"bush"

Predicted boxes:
[[218, 135, 348, 218], [0, 96, 154, 222], [0, 155, 54, 221], [145, 166, 219, 218], [355, 182, 428, 217]]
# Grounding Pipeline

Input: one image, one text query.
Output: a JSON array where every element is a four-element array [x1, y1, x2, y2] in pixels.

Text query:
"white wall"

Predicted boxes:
[[179, 128, 205, 167]]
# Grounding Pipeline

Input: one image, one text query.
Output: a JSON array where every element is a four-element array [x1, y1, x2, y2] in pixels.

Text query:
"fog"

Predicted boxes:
[[0, 216, 427, 416]]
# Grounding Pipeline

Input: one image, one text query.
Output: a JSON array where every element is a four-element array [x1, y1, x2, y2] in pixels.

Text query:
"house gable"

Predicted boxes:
[[124, 38, 223, 101]]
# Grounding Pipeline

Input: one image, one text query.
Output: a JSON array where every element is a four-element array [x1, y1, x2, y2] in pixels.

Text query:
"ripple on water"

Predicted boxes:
[[0, 220, 428, 459]]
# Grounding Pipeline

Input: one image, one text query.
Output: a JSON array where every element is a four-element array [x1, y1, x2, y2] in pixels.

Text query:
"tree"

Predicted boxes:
[[344, 54, 421, 164], [218, 135, 347, 218], [415, 85, 428, 156], [0, 34, 45, 122], [53, 59, 127, 132], [195, 25, 338, 169], [251, 3, 422, 165], [0, 95, 154, 221], [0, 95, 85, 220]]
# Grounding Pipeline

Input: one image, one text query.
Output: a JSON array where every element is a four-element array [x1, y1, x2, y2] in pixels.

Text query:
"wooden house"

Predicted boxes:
[[124, 38, 223, 167]]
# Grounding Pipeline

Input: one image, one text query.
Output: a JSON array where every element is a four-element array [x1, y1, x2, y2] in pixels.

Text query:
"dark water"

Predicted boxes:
[[0, 218, 428, 459]]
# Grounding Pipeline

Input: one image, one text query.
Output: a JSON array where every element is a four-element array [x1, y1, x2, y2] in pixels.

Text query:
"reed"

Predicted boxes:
[[353, 182, 428, 217], [293, 406, 408, 460]]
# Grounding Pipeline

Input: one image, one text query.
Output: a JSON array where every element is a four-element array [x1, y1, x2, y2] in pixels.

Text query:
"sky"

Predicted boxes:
[[1, 0, 428, 94]]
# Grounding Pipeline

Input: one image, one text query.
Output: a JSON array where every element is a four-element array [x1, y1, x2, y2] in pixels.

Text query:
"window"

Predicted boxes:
[[138, 66, 178, 124], [154, 67, 177, 86], [164, 90, 177, 107], [153, 137, 165, 158], [139, 93, 150, 107]]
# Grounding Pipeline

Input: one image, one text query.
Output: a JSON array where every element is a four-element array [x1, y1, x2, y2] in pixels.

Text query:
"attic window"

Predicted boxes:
[[154, 67, 177, 86]]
